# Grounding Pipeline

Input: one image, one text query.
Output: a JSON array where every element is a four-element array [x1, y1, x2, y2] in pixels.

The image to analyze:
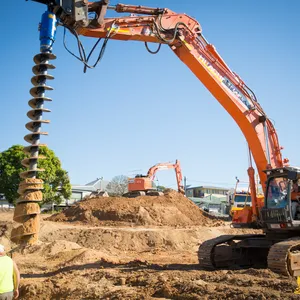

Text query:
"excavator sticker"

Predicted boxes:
[[106, 25, 130, 34], [196, 52, 223, 83], [222, 77, 252, 110]]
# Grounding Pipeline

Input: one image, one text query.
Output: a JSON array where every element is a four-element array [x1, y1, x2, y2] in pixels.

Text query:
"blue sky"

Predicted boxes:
[[1, 0, 300, 189]]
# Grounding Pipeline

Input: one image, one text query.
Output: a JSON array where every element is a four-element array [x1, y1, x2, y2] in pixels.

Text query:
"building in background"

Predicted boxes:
[[58, 177, 109, 207], [186, 185, 229, 198], [186, 185, 230, 216], [0, 193, 14, 209]]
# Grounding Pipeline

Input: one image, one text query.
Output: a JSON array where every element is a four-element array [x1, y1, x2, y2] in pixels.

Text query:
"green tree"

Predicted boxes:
[[156, 185, 166, 192], [0, 145, 71, 205]]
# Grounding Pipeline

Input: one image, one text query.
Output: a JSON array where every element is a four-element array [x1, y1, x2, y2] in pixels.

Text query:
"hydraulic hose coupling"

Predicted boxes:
[[39, 11, 57, 53]]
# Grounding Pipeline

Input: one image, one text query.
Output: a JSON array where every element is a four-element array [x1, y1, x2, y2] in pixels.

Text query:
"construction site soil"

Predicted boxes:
[[47, 191, 225, 227], [0, 193, 298, 299]]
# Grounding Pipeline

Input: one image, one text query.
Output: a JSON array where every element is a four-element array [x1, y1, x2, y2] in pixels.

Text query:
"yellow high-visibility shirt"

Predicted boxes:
[[0, 256, 14, 293]]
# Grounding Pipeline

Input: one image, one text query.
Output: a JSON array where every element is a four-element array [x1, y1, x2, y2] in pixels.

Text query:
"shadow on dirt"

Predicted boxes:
[[22, 260, 202, 278], [22, 258, 267, 279]]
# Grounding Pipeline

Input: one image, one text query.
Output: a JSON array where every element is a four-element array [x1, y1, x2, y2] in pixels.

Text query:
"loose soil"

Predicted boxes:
[[48, 191, 224, 227], [0, 193, 298, 299]]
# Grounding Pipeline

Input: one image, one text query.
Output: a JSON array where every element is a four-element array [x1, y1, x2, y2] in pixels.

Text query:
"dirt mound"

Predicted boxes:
[[64, 248, 119, 266], [24, 240, 82, 257], [14, 239, 120, 273], [6, 209, 294, 300], [48, 191, 224, 227], [0, 217, 14, 251]]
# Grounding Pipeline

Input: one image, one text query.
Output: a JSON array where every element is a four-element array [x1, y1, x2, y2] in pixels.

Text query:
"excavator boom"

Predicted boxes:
[[26, 2, 287, 191], [72, 2, 287, 193]]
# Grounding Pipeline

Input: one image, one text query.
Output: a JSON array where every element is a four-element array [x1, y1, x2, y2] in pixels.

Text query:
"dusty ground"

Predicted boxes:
[[0, 193, 299, 299]]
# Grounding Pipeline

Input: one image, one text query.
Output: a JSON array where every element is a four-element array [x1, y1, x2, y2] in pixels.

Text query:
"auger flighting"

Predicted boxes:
[[11, 11, 57, 245]]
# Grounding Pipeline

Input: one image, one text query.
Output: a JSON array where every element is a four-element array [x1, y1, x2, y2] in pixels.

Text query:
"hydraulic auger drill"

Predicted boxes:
[[13, 0, 107, 245], [11, 4, 58, 244]]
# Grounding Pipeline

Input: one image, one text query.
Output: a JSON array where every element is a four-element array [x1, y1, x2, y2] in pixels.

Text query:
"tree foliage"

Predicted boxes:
[[156, 185, 166, 191], [106, 175, 128, 196], [0, 145, 71, 205]]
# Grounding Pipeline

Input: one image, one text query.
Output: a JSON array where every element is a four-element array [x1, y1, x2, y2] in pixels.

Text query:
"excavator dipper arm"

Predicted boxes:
[[146, 160, 184, 194]]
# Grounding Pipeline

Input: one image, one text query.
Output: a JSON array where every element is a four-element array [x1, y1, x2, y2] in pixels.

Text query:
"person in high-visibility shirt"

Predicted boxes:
[[295, 276, 300, 294], [0, 244, 20, 300]]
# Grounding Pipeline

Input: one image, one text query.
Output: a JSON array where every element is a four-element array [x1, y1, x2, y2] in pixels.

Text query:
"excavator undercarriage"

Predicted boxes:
[[199, 233, 300, 277], [199, 234, 269, 270], [123, 190, 164, 198], [199, 167, 300, 277]]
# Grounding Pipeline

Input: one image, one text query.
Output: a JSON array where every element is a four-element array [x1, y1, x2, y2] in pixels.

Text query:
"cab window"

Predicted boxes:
[[266, 177, 288, 208]]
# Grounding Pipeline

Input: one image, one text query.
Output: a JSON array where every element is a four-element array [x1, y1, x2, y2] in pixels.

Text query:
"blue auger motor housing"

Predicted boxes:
[[40, 11, 57, 52]]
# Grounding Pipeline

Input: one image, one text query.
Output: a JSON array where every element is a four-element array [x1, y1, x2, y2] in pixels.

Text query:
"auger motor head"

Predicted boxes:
[[29, 0, 89, 28]]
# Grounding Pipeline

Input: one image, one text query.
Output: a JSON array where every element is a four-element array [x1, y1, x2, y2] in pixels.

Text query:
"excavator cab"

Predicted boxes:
[[199, 166, 300, 276], [261, 167, 300, 229]]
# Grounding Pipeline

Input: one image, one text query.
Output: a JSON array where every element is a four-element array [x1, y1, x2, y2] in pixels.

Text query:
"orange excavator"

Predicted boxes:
[[124, 159, 185, 197], [19, 0, 300, 276]]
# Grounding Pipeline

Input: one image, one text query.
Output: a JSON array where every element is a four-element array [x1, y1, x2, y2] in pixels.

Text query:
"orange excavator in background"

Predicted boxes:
[[123, 160, 185, 197], [19, 0, 300, 276]]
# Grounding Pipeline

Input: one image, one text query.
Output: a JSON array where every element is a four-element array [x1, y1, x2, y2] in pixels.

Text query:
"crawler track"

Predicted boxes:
[[198, 235, 235, 269], [268, 238, 300, 276], [198, 234, 267, 270]]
